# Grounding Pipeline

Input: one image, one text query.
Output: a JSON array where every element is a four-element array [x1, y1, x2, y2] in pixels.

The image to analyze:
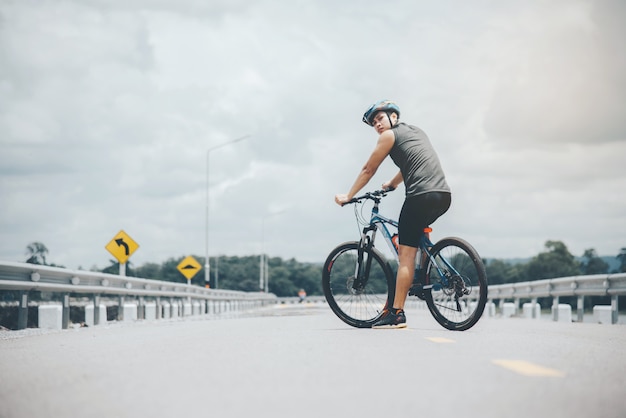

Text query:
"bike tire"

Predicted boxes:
[[423, 237, 488, 331], [322, 241, 395, 328]]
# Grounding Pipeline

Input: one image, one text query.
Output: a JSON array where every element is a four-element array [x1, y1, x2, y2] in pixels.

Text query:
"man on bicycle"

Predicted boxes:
[[335, 100, 451, 328]]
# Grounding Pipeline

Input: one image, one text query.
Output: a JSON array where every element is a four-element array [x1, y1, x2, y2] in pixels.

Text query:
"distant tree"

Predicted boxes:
[[526, 240, 580, 280], [25, 242, 48, 265], [267, 259, 295, 296], [161, 257, 185, 282], [485, 259, 530, 285], [580, 248, 609, 275], [617, 248, 626, 273], [285, 258, 323, 296], [135, 262, 162, 280], [111, 254, 322, 296], [485, 259, 512, 285]]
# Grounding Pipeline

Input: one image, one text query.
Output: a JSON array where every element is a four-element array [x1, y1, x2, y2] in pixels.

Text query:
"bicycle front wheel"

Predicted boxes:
[[322, 241, 395, 328], [424, 237, 488, 331]]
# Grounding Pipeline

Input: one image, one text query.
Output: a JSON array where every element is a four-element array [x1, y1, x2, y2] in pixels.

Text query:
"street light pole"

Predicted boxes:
[[205, 135, 250, 288], [259, 217, 265, 292], [260, 208, 288, 293], [259, 216, 270, 292]]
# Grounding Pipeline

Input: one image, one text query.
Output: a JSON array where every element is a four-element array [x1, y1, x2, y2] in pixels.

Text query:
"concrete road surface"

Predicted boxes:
[[1, 304, 625, 418]]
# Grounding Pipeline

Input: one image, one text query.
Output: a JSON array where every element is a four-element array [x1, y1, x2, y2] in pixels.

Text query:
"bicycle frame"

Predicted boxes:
[[354, 191, 460, 292], [364, 206, 398, 259]]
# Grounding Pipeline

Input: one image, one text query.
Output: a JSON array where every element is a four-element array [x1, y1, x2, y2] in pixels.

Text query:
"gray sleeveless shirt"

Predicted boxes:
[[389, 122, 451, 197]]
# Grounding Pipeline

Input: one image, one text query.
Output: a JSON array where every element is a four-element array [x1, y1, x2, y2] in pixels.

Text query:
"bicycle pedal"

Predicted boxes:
[[409, 284, 426, 300]]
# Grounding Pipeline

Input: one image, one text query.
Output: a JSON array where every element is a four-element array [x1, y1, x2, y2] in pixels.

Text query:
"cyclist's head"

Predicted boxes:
[[362, 100, 401, 127]]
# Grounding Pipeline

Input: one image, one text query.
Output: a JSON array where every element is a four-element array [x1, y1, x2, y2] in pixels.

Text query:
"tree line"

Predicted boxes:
[[20, 240, 626, 298], [484, 240, 625, 285]]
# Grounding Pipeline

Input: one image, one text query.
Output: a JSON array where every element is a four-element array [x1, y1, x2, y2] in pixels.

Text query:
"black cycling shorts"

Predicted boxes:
[[398, 192, 451, 248]]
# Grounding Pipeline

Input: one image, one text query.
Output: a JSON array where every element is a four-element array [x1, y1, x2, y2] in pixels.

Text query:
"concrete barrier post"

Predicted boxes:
[[138, 297, 145, 320], [122, 303, 137, 322], [593, 305, 612, 324], [183, 302, 192, 317], [39, 305, 63, 330], [62, 294, 70, 329], [161, 301, 170, 319], [118, 296, 125, 321], [486, 301, 496, 317], [101, 305, 107, 324], [531, 298, 538, 318], [155, 297, 162, 320], [85, 305, 94, 326], [144, 302, 157, 321], [17, 291, 28, 330], [552, 304, 572, 323], [85, 304, 106, 326], [552, 296, 560, 321], [171, 300, 178, 319], [93, 295, 101, 325], [84, 304, 95, 327], [502, 302, 516, 318], [577, 296, 585, 323], [523, 303, 541, 319]]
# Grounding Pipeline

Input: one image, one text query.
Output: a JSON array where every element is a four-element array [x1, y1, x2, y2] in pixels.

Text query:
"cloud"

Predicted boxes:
[[483, 0, 626, 146], [1, 0, 625, 271]]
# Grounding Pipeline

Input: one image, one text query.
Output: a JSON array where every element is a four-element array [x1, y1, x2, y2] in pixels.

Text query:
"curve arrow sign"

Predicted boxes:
[[115, 238, 130, 256]]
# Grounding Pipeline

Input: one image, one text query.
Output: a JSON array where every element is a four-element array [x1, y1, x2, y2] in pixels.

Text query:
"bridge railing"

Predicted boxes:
[[0, 261, 276, 330], [486, 273, 626, 324]]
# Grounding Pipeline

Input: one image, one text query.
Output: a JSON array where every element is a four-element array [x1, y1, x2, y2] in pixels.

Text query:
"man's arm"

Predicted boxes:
[[335, 130, 395, 205]]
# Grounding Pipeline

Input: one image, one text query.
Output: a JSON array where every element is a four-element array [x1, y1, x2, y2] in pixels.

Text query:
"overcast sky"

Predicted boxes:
[[1, 0, 625, 271]]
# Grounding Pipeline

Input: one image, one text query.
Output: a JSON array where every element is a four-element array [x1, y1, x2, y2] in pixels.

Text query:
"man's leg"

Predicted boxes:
[[393, 244, 419, 310]]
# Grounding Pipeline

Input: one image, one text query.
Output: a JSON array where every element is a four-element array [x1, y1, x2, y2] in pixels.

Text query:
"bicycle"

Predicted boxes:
[[322, 188, 488, 330]]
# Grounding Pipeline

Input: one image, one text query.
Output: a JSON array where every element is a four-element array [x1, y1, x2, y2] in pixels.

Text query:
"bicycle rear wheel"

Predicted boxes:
[[424, 237, 488, 331], [322, 241, 395, 328]]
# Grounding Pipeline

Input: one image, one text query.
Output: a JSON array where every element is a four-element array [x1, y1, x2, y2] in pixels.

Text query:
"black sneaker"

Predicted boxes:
[[372, 309, 407, 329]]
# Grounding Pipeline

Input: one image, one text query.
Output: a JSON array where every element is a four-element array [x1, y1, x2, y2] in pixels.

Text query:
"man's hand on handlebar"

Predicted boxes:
[[381, 182, 396, 192], [335, 187, 395, 207], [334, 194, 351, 206]]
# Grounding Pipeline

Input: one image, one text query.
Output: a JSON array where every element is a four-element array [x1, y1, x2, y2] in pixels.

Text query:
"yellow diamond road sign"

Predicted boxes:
[[177, 256, 202, 280], [105, 230, 139, 264]]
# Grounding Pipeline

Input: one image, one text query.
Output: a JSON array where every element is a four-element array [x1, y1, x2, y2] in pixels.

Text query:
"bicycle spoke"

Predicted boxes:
[[424, 238, 488, 331], [323, 242, 393, 328], [433, 300, 462, 313]]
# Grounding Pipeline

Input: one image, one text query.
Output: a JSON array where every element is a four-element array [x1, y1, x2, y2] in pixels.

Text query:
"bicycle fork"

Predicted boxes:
[[352, 235, 373, 292]]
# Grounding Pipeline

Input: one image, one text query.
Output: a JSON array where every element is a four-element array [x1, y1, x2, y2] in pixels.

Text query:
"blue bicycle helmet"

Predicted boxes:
[[362, 100, 401, 126]]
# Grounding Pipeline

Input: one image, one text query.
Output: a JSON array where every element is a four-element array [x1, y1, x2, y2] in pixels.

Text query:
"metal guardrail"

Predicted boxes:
[[487, 273, 626, 324], [487, 273, 626, 299], [0, 261, 277, 329]]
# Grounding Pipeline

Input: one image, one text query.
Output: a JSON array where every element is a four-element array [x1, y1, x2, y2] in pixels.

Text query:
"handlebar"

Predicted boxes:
[[344, 187, 395, 206]]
